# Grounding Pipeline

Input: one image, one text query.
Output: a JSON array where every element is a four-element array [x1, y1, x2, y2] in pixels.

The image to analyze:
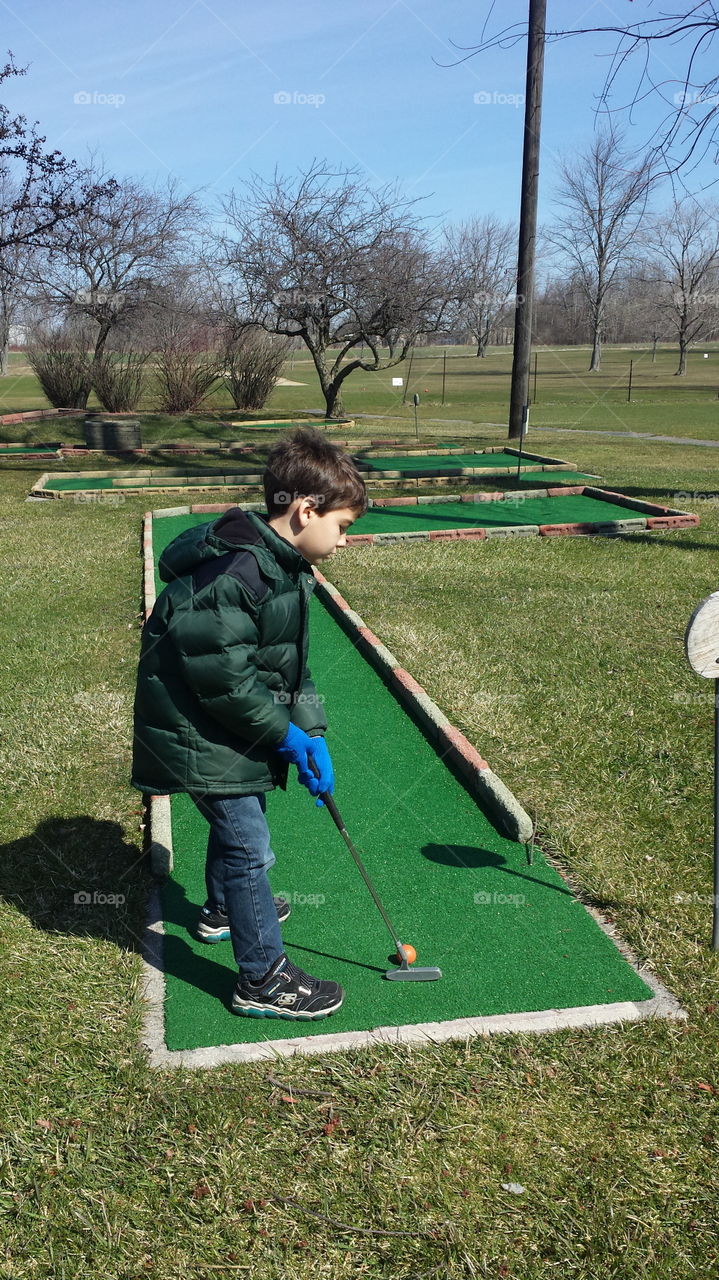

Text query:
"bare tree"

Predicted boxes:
[[443, 215, 516, 356], [0, 55, 103, 256], [1, 56, 113, 374], [216, 161, 459, 418], [545, 130, 657, 370], [31, 165, 199, 379], [454, 6, 719, 185], [640, 199, 719, 373], [0, 179, 34, 374]]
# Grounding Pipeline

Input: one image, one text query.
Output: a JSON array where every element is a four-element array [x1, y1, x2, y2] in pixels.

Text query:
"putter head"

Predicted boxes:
[[385, 965, 443, 982]]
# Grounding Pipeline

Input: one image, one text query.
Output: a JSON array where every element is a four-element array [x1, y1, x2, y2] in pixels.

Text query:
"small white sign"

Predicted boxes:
[[392, 377, 403, 387]]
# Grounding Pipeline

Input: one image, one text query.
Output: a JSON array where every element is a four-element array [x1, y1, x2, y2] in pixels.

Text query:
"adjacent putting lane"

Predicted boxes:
[[149, 514, 654, 1053], [351, 493, 637, 533], [356, 450, 564, 473]]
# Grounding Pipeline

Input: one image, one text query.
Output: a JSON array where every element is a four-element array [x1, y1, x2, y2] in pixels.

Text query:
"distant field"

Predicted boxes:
[[2, 343, 718, 442]]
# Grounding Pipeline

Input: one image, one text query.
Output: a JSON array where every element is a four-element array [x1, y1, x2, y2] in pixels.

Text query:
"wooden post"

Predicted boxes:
[[508, 0, 547, 440], [627, 359, 633, 403], [402, 346, 415, 404]]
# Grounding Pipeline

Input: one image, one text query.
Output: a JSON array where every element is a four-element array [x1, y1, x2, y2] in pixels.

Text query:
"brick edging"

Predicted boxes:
[[0, 408, 67, 426], [312, 569, 534, 844]]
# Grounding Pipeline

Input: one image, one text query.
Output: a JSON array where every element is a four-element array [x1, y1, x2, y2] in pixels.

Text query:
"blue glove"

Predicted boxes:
[[276, 724, 335, 806]]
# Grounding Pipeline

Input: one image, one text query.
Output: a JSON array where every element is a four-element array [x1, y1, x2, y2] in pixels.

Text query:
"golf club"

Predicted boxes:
[[308, 758, 442, 981]]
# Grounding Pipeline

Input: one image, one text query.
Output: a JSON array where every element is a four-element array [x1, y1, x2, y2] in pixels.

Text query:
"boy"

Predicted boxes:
[[132, 427, 368, 1020]]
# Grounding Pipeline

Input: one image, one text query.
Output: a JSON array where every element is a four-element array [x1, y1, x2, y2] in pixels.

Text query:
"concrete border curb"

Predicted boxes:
[[140, 514, 174, 876], [149, 795, 173, 876], [140, 977, 688, 1068]]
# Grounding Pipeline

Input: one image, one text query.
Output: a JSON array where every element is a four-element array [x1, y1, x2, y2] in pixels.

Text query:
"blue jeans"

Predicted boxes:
[[189, 792, 283, 981]]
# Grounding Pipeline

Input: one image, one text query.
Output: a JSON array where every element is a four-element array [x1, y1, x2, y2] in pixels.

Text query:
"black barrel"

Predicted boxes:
[[84, 416, 142, 450]]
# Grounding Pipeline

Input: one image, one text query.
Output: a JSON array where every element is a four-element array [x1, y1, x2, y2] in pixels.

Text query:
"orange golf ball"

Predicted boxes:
[[395, 943, 417, 965]]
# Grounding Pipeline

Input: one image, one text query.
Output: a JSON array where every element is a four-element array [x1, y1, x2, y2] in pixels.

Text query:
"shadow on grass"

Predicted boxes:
[[604, 484, 714, 502], [607, 531, 719, 552], [0, 815, 238, 1006], [0, 815, 151, 952]]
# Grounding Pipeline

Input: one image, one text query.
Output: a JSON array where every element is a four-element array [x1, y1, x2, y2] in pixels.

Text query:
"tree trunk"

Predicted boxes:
[[0, 312, 9, 375], [676, 336, 688, 375], [589, 279, 604, 370], [324, 381, 345, 418], [91, 323, 112, 376]]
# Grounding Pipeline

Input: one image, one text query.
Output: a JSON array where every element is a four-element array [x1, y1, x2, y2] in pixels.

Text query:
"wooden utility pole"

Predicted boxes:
[[508, 0, 547, 440]]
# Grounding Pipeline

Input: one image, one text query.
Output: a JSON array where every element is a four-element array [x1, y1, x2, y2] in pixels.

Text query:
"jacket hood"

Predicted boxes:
[[158, 507, 311, 584]]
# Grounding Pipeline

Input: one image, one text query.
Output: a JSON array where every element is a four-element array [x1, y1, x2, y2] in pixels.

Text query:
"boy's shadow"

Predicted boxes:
[[0, 815, 236, 1006]]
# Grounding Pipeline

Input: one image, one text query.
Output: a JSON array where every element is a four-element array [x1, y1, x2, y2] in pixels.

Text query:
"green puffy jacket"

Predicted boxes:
[[131, 507, 328, 796]]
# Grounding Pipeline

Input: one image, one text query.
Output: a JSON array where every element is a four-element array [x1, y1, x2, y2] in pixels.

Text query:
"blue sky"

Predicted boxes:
[[3, 0, 718, 230]]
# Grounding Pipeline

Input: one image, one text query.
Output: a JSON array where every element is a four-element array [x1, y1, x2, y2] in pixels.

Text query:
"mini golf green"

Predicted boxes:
[[146, 488, 682, 550], [38, 469, 596, 494], [354, 493, 633, 532], [1, 445, 58, 455], [148, 513, 656, 1054], [356, 450, 565, 473]]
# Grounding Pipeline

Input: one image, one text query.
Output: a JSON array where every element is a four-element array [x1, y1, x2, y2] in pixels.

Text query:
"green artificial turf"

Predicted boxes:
[[151, 515, 653, 1053], [150, 490, 649, 552], [352, 494, 643, 533], [42, 475, 227, 491], [0, 445, 57, 454], [357, 450, 567, 472]]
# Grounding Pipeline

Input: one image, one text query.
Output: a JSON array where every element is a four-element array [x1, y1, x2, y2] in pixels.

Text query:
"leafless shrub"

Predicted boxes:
[[91, 350, 147, 411], [27, 323, 93, 408], [223, 328, 291, 410]]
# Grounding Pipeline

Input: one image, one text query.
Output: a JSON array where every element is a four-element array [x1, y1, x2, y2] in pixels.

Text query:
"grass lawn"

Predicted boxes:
[[2, 342, 719, 443], [1, 410, 719, 1276]]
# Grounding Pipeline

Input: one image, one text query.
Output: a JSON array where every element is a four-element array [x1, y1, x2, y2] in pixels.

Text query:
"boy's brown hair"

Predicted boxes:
[[263, 427, 368, 518]]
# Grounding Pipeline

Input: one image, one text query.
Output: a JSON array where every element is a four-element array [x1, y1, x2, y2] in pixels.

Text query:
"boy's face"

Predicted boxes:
[[295, 501, 361, 563]]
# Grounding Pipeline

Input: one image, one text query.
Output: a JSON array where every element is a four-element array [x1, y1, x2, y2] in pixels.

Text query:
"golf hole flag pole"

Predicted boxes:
[[684, 590, 719, 950]]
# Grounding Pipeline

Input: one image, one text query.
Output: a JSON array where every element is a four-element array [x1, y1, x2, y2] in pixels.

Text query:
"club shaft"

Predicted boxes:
[[321, 791, 404, 953]]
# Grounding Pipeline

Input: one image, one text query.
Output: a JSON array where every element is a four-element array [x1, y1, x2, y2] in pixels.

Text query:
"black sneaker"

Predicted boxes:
[[196, 896, 291, 943], [231, 954, 344, 1020]]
